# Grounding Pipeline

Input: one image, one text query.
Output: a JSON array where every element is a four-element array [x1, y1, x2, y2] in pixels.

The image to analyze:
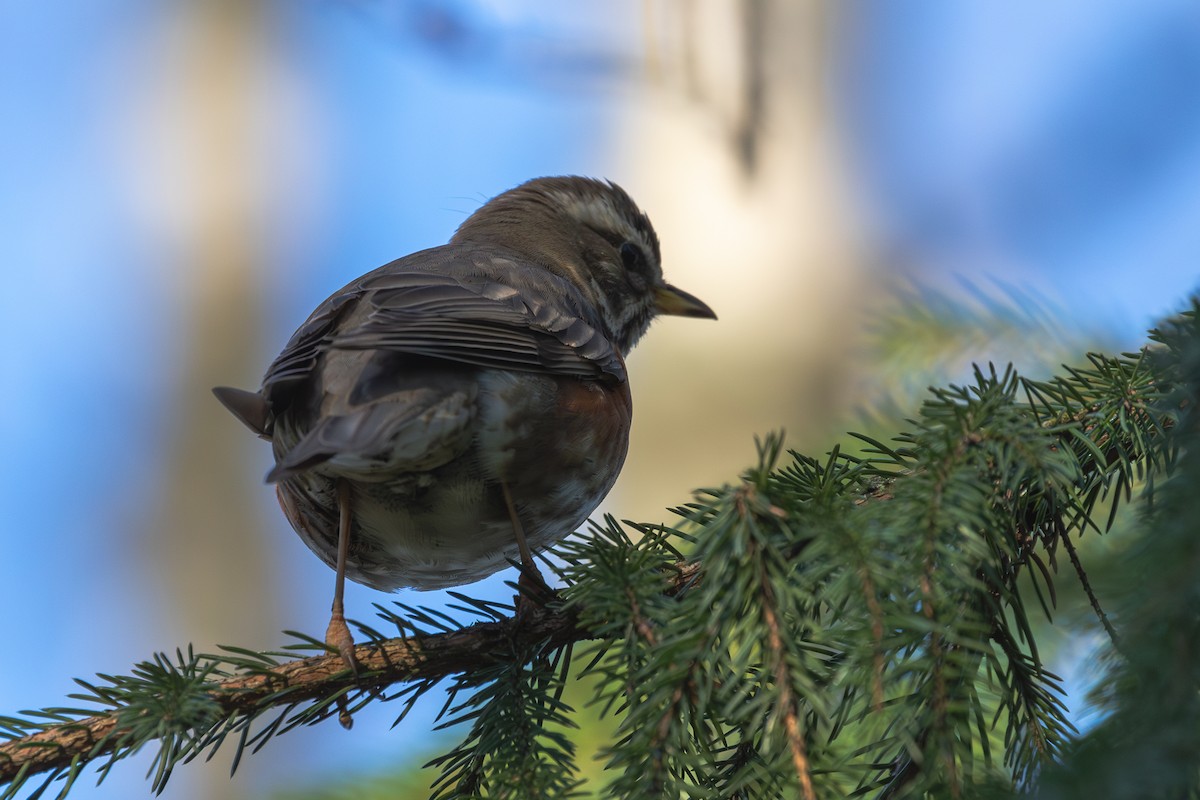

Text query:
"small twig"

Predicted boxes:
[[859, 568, 887, 712], [1061, 531, 1120, 647], [749, 532, 815, 800], [763, 596, 816, 800]]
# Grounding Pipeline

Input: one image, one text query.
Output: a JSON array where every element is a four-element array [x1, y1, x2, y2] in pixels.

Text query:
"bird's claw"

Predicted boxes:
[[514, 565, 557, 619], [325, 611, 358, 729], [326, 610, 359, 674]]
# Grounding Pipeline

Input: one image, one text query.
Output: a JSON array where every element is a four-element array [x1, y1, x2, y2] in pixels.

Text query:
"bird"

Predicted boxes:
[[213, 176, 716, 672]]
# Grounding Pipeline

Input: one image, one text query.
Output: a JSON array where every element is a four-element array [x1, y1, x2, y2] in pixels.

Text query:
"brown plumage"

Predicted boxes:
[[214, 176, 715, 665]]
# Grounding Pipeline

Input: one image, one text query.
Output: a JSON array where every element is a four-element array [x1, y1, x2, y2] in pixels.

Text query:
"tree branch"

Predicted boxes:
[[0, 601, 589, 785], [0, 559, 707, 791], [1, 351, 1161, 794]]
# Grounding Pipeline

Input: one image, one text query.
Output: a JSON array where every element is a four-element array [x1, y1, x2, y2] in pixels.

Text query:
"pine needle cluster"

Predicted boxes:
[[2, 301, 1199, 799]]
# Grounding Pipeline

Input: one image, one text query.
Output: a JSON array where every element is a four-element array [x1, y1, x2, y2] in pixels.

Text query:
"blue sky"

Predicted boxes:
[[837, 0, 1200, 338]]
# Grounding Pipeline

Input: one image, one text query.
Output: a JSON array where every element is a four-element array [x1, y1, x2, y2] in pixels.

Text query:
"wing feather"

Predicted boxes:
[[324, 248, 623, 381]]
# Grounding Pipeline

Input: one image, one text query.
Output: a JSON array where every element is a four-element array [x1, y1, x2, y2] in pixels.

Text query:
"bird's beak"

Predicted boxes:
[[654, 283, 717, 320]]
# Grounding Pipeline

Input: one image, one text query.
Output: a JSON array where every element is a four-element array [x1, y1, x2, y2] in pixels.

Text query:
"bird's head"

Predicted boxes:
[[452, 176, 716, 354]]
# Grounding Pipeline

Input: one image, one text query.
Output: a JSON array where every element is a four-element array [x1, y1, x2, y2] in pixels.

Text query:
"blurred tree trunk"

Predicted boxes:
[[142, 2, 280, 798], [622, 0, 865, 525]]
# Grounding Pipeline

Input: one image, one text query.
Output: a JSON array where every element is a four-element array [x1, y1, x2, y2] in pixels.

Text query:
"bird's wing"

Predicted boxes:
[[251, 247, 624, 474], [266, 380, 476, 482], [318, 247, 625, 382], [259, 291, 359, 402]]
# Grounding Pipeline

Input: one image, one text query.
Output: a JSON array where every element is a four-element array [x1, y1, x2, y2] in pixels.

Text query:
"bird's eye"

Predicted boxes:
[[619, 241, 646, 273]]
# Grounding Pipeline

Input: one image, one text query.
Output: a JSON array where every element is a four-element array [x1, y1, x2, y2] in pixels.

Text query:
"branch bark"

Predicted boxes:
[[0, 600, 591, 786], [0, 561, 707, 789]]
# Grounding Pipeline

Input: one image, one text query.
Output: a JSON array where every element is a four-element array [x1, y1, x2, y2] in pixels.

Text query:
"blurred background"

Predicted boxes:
[[2, 1, 1199, 797]]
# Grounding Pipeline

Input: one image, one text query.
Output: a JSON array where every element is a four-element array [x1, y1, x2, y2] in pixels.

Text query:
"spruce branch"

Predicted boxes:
[[0, 602, 589, 796], [2, 303, 1196, 799], [1060, 528, 1119, 647]]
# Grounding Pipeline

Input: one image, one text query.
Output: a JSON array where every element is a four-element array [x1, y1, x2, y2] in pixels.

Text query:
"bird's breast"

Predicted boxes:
[[279, 368, 634, 592], [475, 370, 632, 494]]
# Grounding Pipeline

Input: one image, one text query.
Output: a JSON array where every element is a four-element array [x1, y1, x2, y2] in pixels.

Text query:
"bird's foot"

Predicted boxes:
[[325, 611, 357, 729], [514, 564, 557, 620], [326, 609, 359, 672]]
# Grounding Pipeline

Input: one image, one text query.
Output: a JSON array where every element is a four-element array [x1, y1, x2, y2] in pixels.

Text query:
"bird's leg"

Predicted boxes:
[[500, 480, 551, 614], [327, 479, 358, 672], [319, 479, 358, 730]]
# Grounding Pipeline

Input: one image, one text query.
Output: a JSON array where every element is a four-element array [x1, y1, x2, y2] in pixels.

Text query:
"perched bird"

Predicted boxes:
[[214, 176, 715, 667]]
